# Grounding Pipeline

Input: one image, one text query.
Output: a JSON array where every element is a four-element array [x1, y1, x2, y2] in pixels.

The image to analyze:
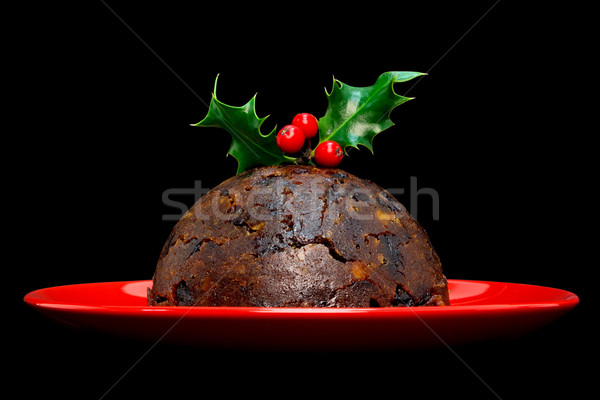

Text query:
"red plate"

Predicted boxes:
[[24, 279, 578, 351]]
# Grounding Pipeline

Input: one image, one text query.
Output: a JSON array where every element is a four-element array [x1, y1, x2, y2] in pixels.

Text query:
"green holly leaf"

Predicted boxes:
[[317, 71, 425, 153], [192, 75, 294, 174]]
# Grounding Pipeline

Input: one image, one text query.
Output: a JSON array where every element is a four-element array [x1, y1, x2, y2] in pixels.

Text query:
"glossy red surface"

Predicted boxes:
[[24, 279, 578, 350]]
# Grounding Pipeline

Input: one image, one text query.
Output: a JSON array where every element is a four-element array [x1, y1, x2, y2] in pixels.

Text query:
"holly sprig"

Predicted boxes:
[[193, 71, 424, 174]]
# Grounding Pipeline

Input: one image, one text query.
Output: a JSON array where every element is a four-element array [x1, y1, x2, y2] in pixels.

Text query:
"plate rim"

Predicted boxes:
[[23, 279, 580, 317]]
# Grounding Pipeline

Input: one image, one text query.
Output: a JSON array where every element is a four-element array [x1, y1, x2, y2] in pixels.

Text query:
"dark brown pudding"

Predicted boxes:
[[148, 165, 449, 307]]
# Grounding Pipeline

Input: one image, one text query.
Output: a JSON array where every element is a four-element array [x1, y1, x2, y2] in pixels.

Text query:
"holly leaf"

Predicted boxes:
[[317, 71, 425, 153], [192, 75, 294, 174]]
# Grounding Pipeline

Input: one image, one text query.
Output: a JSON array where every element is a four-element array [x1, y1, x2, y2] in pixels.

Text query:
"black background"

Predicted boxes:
[[13, 1, 593, 399]]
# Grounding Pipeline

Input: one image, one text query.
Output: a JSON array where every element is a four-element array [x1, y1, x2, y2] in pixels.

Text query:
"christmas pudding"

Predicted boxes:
[[148, 164, 448, 307], [147, 72, 449, 307]]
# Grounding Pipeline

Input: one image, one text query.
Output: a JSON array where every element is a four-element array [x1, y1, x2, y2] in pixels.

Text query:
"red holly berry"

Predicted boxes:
[[314, 140, 343, 167], [276, 124, 305, 154], [292, 113, 319, 139]]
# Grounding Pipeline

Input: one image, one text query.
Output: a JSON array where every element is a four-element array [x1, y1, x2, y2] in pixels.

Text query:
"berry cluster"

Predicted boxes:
[[276, 113, 343, 168]]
